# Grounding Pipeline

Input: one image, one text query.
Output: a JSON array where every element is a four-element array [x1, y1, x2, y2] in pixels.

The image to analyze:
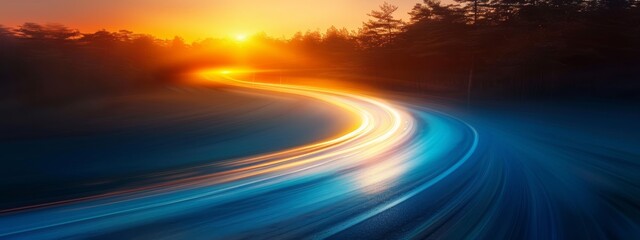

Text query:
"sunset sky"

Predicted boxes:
[[0, 0, 429, 41]]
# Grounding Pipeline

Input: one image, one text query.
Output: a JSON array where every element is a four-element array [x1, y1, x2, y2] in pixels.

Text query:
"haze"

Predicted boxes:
[[0, 0, 424, 41]]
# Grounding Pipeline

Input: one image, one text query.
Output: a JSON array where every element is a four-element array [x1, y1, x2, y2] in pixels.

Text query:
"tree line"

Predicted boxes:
[[1, 0, 639, 105], [354, 0, 640, 100]]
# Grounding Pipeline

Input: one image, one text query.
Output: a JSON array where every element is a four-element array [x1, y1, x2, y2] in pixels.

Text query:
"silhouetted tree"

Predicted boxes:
[[360, 2, 404, 47], [290, 30, 323, 52], [13, 23, 80, 41], [2, 0, 640, 105], [171, 36, 187, 49], [303, 30, 322, 45], [80, 29, 120, 47], [408, 0, 466, 24], [323, 26, 355, 50], [115, 30, 135, 42], [453, 0, 491, 23]]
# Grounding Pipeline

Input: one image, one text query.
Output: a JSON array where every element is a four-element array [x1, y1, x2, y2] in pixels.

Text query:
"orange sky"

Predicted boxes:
[[0, 0, 431, 42]]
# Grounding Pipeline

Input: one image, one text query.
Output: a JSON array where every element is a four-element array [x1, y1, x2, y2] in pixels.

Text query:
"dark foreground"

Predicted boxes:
[[0, 82, 639, 239]]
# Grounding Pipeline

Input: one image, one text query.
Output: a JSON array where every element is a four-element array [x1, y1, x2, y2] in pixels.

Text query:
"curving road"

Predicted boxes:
[[1, 72, 639, 239]]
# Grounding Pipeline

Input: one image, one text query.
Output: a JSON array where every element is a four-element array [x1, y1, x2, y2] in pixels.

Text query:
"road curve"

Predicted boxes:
[[0, 73, 479, 239]]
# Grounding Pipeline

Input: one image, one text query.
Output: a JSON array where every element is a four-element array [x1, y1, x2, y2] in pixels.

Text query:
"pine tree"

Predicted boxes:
[[360, 2, 403, 47], [453, 0, 492, 24]]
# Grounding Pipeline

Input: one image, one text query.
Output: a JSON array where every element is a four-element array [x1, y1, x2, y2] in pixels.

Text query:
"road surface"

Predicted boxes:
[[1, 73, 639, 239]]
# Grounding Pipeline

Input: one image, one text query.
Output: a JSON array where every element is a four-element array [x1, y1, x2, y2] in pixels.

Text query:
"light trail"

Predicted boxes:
[[0, 71, 479, 239], [199, 72, 417, 179]]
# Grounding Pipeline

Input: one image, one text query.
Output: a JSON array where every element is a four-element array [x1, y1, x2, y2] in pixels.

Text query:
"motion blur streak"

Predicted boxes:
[[0, 71, 479, 239]]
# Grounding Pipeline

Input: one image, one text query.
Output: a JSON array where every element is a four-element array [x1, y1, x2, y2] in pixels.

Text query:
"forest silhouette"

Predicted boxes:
[[1, 0, 639, 106]]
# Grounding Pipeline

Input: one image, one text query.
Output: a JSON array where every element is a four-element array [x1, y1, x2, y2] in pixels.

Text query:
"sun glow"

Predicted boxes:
[[235, 34, 248, 42]]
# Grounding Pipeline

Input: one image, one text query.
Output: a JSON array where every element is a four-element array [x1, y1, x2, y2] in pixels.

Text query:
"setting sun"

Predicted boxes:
[[235, 34, 248, 42], [1, 0, 639, 239]]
